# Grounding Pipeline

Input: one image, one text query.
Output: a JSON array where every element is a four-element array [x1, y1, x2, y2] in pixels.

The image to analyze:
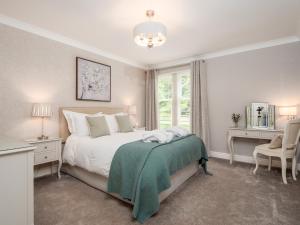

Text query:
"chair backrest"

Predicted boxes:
[[282, 118, 300, 152]]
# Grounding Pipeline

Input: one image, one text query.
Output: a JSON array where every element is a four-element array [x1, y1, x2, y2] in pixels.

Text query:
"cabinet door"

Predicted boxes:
[[0, 151, 34, 225]]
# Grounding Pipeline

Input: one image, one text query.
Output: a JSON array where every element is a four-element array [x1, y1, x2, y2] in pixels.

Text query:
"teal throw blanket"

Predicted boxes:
[[107, 134, 208, 223]]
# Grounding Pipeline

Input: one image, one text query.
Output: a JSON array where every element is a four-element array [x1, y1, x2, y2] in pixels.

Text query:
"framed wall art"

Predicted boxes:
[[76, 57, 111, 102]]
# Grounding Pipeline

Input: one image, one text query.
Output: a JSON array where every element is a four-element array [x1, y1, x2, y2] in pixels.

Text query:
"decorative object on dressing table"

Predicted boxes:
[[231, 113, 241, 128], [246, 103, 275, 129], [228, 102, 281, 164]]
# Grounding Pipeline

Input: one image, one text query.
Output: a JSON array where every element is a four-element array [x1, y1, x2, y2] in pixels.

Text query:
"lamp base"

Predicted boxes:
[[37, 135, 48, 140], [287, 115, 296, 120]]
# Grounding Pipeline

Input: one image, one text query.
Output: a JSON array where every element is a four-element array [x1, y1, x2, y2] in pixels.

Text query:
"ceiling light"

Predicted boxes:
[[133, 10, 167, 48]]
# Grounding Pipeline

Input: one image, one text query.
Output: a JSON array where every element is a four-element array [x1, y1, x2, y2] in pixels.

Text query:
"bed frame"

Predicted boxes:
[[59, 107, 200, 204]]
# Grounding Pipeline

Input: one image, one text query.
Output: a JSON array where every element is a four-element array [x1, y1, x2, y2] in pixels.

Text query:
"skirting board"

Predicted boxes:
[[210, 151, 300, 171]]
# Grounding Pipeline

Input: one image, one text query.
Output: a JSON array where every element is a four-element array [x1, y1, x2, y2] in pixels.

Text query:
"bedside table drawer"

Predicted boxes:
[[34, 150, 57, 165], [34, 141, 57, 153]]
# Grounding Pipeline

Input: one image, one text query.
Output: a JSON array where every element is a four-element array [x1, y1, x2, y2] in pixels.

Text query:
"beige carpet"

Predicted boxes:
[[35, 158, 300, 225]]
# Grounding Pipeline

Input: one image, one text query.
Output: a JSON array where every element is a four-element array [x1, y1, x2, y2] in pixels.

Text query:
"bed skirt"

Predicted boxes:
[[62, 161, 199, 204]]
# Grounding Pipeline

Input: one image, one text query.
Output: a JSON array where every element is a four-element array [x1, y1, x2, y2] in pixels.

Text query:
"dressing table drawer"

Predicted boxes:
[[259, 131, 282, 139], [229, 130, 260, 138]]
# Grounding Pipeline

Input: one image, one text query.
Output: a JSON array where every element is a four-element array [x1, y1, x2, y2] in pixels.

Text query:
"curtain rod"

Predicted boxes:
[[156, 63, 189, 71], [148, 59, 205, 71]]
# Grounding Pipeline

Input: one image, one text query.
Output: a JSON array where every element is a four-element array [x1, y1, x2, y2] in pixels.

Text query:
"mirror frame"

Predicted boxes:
[[246, 103, 275, 130]]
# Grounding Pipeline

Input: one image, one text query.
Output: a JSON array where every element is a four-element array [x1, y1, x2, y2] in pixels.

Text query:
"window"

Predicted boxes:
[[157, 69, 191, 130]]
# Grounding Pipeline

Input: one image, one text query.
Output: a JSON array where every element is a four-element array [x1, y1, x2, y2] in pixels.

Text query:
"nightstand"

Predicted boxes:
[[26, 137, 62, 178]]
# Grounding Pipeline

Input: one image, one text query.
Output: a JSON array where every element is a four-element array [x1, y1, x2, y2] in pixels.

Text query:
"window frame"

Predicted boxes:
[[156, 69, 191, 130]]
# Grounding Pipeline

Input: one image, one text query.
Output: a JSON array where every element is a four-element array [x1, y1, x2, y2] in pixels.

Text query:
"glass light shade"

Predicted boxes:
[[279, 106, 297, 116], [133, 21, 167, 48], [32, 103, 52, 117]]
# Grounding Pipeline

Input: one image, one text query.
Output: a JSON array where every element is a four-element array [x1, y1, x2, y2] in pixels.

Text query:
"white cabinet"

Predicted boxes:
[[0, 137, 35, 225]]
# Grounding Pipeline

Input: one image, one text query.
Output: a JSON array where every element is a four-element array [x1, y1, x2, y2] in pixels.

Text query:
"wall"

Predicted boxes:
[[206, 42, 300, 157], [0, 24, 146, 140]]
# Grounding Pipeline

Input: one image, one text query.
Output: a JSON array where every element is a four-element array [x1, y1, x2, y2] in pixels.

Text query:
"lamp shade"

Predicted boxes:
[[133, 10, 167, 48], [129, 105, 137, 115], [133, 21, 167, 48], [32, 103, 52, 117], [279, 106, 297, 116]]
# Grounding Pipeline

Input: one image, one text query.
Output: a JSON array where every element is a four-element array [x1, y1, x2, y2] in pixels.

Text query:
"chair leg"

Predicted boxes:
[[281, 156, 288, 184], [292, 156, 297, 181], [253, 149, 259, 175], [268, 156, 272, 171]]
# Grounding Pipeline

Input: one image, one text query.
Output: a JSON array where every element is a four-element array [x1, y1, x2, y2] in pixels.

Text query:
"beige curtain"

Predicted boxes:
[[145, 69, 158, 130], [191, 60, 210, 152]]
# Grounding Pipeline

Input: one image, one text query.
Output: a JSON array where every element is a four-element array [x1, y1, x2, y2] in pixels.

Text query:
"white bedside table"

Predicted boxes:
[[26, 137, 62, 178]]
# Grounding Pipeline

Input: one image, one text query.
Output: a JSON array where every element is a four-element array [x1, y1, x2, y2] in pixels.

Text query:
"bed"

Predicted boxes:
[[59, 107, 207, 223]]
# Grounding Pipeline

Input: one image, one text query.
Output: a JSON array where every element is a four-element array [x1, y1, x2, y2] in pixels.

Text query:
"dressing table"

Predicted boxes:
[[227, 128, 283, 164], [228, 102, 283, 164]]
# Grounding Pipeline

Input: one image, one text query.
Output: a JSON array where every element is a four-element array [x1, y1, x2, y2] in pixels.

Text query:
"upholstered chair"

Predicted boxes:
[[253, 119, 300, 184]]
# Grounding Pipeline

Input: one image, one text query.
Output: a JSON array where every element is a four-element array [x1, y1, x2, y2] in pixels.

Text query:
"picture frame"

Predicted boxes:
[[76, 57, 111, 102]]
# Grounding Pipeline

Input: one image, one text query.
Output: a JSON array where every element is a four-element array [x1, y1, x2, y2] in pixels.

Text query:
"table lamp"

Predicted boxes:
[[32, 103, 52, 140], [128, 105, 138, 127], [279, 106, 297, 120]]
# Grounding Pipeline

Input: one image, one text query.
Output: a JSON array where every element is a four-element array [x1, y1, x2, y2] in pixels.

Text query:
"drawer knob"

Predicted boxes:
[[44, 146, 47, 149], [44, 156, 48, 159]]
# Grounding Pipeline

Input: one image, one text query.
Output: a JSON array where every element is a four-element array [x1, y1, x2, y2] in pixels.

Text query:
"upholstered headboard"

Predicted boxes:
[[59, 107, 124, 142]]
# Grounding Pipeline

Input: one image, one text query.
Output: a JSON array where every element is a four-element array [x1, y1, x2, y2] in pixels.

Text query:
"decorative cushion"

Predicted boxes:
[[62, 110, 103, 136], [115, 115, 134, 132], [268, 135, 283, 149], [104, 112, 126, 133], [86, 116, 110, 138]]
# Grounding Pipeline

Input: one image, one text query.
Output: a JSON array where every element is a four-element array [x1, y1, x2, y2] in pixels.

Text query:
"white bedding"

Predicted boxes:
[[63, 130, 150, 177]]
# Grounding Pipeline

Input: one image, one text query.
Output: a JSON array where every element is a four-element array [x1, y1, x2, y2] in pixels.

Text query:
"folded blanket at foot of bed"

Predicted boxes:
[[107, 134, 208, 223], [142, 130, 175, 143], [166, 126, 191, 137], [142, 127, 191, 143]]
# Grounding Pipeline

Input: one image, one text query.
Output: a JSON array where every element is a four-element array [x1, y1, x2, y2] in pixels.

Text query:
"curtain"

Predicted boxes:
[[191, 60, 210, 152], [145, 69, 158, 130]]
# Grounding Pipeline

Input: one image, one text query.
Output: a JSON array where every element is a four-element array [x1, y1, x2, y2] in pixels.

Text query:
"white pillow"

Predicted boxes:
[[104, 112, 126, 133], [63, 110, 102, 136], [62, 110, 76, 133]]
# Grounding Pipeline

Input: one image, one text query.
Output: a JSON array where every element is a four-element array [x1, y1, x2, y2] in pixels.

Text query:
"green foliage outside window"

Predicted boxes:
[[158, 72, 191, 130]]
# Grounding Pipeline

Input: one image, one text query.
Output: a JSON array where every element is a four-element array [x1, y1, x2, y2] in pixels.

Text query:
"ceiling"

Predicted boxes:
[[0, 0, 299, 67]]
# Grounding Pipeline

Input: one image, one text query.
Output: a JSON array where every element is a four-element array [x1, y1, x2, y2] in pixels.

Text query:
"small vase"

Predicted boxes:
[[234, 122, 238, 128]]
